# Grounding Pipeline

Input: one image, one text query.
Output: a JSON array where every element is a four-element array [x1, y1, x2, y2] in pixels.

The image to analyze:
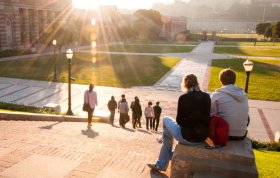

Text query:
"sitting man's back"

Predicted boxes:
[[211, 68, 248, 138]]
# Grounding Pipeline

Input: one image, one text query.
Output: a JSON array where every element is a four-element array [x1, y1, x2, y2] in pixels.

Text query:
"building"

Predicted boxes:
[[0, 0, 71, 50], [160, 16, 187, 41]]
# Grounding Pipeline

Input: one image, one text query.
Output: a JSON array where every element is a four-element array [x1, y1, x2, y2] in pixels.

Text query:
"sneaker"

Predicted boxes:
[[147, 163, 164, 171]]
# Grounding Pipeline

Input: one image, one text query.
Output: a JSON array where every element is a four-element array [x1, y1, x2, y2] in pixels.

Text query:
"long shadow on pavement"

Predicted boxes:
[[81, 128, 99, 138], [39, 121, 62, 130], [137, 129, 152, 135]]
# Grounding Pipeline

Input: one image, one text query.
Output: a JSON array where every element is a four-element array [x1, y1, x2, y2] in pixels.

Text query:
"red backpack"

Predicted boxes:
[[208, 115, 229, 147]]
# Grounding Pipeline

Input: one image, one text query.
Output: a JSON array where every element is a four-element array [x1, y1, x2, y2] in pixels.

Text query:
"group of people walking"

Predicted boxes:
[[83, 84, 162, 131], [107, 94, 162, 131]]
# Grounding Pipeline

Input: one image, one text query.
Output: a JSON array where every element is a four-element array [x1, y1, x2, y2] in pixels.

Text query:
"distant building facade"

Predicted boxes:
[[160, 16, 187, 41], [0, 0, 71, 50]]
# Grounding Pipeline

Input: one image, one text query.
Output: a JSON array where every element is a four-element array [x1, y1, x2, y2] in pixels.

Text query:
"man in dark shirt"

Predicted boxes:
[[108, 96, 117, 125], [153, 101, 162, 131], [147, 74, 211, 171]]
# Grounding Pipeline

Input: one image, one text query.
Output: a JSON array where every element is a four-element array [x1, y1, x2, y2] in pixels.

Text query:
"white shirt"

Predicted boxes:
[[211, 85, 248, 137], [145, 106, 154, 118], [84, 90, 98, 109]]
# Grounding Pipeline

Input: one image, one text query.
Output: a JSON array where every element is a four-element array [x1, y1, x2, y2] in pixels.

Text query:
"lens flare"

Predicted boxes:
[[91, 41, 97, 48]]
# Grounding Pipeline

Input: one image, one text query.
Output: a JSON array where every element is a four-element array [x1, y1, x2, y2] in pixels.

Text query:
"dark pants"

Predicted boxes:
[[87, 108, 94, 124], [109, 110, 115, 125], [146, 117, 153, 130], [120, 113, 129, 126], [133, 115, 141, 128], [152, 116, 160, 131]]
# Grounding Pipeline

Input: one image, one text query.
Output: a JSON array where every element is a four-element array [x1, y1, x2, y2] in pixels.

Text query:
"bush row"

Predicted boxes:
[[0, 102, 59, 115], [251, 139, 280, 152], [0, 49, 33, 58]]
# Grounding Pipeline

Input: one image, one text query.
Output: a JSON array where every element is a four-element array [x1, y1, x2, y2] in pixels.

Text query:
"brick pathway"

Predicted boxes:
[[0, 120, 169, 178]]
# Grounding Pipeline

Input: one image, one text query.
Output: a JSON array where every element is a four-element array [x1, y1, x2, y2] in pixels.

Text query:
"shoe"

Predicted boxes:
[[87, 124, 91, 129], [147, 163, 164, 171]]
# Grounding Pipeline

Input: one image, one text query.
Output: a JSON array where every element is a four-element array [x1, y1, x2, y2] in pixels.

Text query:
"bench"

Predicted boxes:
[[171, 137, 258, 178]]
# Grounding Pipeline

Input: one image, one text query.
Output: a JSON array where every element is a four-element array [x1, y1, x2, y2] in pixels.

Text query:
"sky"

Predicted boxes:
[[72, 0, 189, 10]]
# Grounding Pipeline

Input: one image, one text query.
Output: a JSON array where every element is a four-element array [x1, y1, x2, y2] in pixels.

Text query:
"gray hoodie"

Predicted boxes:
[[211, 84, 248, 137]]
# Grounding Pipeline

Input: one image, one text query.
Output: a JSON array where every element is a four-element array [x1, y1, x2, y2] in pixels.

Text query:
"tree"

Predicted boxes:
[[256, 23, 271, 38], [264, 25, 272, 39], [276, 21, 280, 38], [133, 9, 163, 40]]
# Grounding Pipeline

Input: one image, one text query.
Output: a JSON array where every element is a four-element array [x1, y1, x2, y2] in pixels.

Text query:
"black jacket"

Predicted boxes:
[[108, 100, 117, 111], [176, 91, 211, 142], [131, 99, 142, 117]]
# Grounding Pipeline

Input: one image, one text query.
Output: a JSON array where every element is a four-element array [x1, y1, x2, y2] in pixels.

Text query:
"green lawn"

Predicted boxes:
[[214, 46, 280, 57], [216, 41, 280, 47], [216, 33, 263, 40], [97, 44, 195, 53], [209, 59, 280, 101], [0, 53, 179, 87], [254, 150, 280, 178]]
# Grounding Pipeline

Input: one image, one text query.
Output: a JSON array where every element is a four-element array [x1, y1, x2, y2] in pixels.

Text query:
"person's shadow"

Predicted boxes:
[[81, 128, 99, 138], [137, 129, 152, 135], [39, 122, 62, 130]]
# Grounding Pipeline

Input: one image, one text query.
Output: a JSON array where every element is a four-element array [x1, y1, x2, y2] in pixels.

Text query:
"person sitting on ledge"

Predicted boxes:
[[211, 68, 249, 139], [147, 74, 211, 171]]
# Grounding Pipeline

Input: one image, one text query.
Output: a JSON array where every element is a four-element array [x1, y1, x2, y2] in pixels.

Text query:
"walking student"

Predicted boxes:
[[118, 94, 129, 128], [108, 96, 117, 126], [144, 101, 154, 130], [84, 84, 98, 129], [153, 101, 162, 131], [131, 97, 142, 129]]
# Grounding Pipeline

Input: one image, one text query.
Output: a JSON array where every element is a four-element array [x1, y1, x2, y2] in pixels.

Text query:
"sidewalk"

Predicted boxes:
[[0, 121, 168, 178]]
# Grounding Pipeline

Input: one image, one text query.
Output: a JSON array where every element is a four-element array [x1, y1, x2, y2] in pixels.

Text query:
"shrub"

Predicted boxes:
[[0, 49, 33, 58], [251, 139, 280, 152], [0, 102, 59, 115]]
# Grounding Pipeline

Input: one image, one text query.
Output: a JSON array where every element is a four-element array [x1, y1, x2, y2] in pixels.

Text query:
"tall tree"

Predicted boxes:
[[275, 21, 280, 38], [256, 23, 271, 38], [133, 9, 163, 40]]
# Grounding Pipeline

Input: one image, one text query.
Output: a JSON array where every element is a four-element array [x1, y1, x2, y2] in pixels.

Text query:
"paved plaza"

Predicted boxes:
[[0, 42, 279, 177]]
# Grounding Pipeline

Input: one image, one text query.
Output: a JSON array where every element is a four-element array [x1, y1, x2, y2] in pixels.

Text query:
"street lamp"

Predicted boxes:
[[66, 49, 74, 116], [243, 59, 254, 93], [52, 39, 58, 82]]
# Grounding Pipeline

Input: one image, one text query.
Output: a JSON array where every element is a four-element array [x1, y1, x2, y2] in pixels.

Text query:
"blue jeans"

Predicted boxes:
[[155, 116, 201, 170]]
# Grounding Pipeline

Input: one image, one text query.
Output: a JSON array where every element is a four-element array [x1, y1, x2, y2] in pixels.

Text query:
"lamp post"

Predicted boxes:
[[66, 49, 74, 116], [52, 39, 58, 82], [243, 59, 254, 93]]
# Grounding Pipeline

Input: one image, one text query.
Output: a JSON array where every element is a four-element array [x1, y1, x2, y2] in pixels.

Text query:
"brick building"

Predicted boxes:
[[0, 0, 71, 50], [160, 16, 187, 41]]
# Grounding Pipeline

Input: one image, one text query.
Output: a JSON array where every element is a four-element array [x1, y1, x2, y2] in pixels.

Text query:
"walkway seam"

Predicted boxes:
[[257, 108, 274, 141]]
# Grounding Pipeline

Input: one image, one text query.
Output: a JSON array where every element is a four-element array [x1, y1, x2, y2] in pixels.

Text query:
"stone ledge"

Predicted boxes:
[[0, 112, 108, 123], [171, 138, 258, 178]]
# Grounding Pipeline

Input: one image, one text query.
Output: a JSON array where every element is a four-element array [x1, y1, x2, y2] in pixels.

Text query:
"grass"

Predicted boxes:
[[208, 58, 280, 101], [254, 150, 280, 178], [216, 33, 263, 40], [0, 53, 180, 87], [216, 41, 280, 47], [214, 46, 280, 57], [97, 44, 195, 53]]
